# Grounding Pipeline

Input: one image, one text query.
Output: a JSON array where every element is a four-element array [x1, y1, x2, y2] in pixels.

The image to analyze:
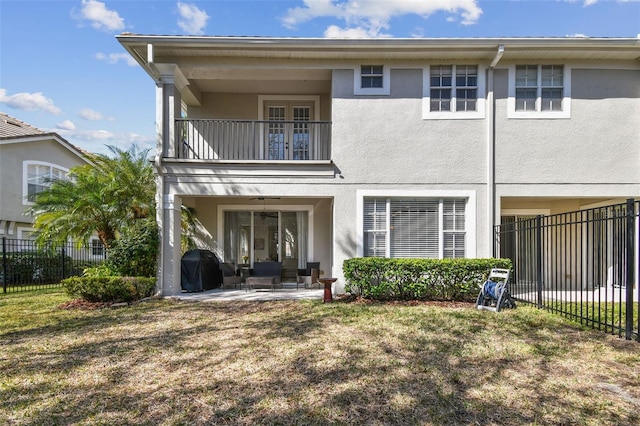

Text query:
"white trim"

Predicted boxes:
[[353, 65, 390, 96], [0, 220, 4, 235], [356, 189, 477, 258], [216, 203, 315, 264], [422, 65, 487, 120], [0, 134, 90, 164], [507, 64, 572, 119], [258, 95, 321, 121], [22, 161, 70, 206], [16, 226, 37, 240], [7, 221, 15, 236], [501, 209, 551, 216]]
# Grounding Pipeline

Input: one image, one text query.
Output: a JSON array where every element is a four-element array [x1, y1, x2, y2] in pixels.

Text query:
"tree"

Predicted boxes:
[[29, 144, 203, 254], [29, 145, 154, 249]]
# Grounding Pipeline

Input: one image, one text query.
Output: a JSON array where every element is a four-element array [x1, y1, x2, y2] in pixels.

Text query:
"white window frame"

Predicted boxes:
[[354, 65, 390, 96], [356, 190, 476, 258], [423, 65, 486, 120], [507, 64, 571, 119], [22, 161, 69, 205]]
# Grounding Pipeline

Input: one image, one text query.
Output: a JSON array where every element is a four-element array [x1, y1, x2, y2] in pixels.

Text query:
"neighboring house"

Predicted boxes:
[[117, 36, 640, 296], [0, 112, 93, 245]]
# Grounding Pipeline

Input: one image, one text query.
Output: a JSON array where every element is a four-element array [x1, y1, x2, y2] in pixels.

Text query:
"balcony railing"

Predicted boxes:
[[174, 119, 332, 161]]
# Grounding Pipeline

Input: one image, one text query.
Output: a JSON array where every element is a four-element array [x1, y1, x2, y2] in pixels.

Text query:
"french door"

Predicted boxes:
[[265, 102, 313, 160]]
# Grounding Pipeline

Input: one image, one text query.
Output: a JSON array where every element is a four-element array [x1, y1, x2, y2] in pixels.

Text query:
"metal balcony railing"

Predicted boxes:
[[174, 119, 332, 161]]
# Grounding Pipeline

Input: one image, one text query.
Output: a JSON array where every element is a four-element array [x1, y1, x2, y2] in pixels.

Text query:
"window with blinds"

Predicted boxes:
[[364, 198, 466, 258]]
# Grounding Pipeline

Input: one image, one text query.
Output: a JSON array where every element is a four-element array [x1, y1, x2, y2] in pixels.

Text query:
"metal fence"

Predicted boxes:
[[495, 199, 639, 341], [1, 237, 107, 293]]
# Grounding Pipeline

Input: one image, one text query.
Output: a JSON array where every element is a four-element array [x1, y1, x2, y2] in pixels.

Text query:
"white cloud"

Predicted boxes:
[[76, 0, 125, 32], [177, 2, 210, 35], [56, 120, 76, 131], [0, 88, 62, 114], [95, 52, 138, 67], [282, 0, 483, 37], [324, 24, 391, 38], [583, 0, 599, 6], [79, 108, 112, 121], [567, 33, 589, 38]]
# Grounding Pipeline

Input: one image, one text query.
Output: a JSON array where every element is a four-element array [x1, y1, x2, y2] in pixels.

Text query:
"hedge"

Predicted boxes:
[[61, 276, 157, 303], [343, 258, 512, 302]]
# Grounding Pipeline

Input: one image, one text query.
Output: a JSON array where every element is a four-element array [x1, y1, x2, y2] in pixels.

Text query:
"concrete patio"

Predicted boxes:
[[174, 284, 326, 302]]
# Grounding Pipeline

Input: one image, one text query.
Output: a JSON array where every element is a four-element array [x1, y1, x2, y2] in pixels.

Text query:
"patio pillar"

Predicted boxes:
[[161, 194, 182, 296]]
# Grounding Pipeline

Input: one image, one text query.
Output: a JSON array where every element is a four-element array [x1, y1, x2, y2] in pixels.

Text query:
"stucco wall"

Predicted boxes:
[[494, 68, 640, 186], [0, 139, 88, 225], [331, 68, 487, 184]]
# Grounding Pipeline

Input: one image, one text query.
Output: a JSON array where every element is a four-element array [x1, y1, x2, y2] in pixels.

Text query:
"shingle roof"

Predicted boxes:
[[0, 112, 46, 138]]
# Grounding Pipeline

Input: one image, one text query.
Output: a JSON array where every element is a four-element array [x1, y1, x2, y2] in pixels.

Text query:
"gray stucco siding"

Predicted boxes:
[[494, 67, 640, 185], [0, 140, 87, 223], [331, 97, 487, 184]]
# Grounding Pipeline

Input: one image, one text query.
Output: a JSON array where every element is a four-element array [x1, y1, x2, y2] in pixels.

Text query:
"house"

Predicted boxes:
[[0, 112, 92, 242], [116, 36, 640, 296]]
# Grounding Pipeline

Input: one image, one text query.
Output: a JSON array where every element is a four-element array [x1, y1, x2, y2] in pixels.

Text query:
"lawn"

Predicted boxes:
[[1, 291, 639, 425]]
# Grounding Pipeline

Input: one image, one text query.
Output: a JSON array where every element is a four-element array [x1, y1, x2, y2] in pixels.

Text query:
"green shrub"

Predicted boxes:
[[106, 219, 158, 277], [61, 276, 157, 303], [82, 264, 117, 278], [1, 251, 73, 285], [343, 258, 512, 302]]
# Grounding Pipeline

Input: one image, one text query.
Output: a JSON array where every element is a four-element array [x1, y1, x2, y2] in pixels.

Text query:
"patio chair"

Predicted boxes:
[[476, 268, 517, 312], [297, 262, 320, 289]]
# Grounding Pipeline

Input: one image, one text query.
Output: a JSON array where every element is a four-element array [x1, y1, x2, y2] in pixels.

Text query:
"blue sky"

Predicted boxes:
[[1, 0, 638, 154]]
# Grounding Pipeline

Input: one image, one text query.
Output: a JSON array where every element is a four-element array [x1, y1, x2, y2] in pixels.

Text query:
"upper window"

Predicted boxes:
[[354, 65, 390, 95], [363, 197, 466, 259], [23, 161, 69, 204], [423, 65, 486, 119], [508, 64, 571, 119], [361, 65, 384, 89]]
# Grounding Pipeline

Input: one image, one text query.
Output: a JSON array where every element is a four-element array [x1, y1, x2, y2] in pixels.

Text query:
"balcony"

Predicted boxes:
[[174, 119, 332, 162]]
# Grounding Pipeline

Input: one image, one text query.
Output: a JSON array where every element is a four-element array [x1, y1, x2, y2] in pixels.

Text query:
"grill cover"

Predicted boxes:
[[180, 249, 222, 292]]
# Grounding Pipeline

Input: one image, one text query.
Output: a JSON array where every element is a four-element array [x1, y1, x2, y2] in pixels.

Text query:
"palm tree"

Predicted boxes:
[[29, 164, 122, 249], [91, 145, 156, 223], [29, 144, 202, 252]]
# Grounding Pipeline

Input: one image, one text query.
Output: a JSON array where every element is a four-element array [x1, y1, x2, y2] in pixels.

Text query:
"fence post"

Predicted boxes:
[[536, 215, 543, 309], [625, 199, 635, 340], [61, 246, 66, 281], [2, 237, 7, 293]]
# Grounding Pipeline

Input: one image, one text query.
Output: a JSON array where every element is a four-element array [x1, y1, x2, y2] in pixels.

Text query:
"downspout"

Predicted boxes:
[[487, 45, 504, 257]]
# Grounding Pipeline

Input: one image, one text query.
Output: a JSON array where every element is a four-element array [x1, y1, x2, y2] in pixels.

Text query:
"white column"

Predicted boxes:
[[161, 194, 182, 296]]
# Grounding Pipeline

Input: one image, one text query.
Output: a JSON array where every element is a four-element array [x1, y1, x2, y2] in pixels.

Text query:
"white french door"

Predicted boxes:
[[265, 102, 313, 160]]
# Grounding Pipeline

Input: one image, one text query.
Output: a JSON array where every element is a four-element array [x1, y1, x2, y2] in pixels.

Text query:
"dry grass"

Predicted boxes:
[[1, 290, 639, 425]]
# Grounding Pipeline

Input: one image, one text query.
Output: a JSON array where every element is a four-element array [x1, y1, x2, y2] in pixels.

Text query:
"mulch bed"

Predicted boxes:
[[57, 299, 113, 310], [335, 294, 474, 309]]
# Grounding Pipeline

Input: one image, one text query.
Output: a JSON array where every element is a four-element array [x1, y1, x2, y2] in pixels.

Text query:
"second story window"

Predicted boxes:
[[354, 65, 390, 95], [23, 161, 68, 204], [430, 65, 478, 112], [361, 65, 384, 89], [509, 64, 570, 118], [516, 65, 564, 111]]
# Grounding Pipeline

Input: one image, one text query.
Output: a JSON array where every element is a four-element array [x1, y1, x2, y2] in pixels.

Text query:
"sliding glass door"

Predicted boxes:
[[223, 210, 309, 271]]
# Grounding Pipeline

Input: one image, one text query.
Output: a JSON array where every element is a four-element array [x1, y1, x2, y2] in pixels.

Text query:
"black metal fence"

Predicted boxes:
[[1, 237, 107, 293], [495, 199, 639, 341]]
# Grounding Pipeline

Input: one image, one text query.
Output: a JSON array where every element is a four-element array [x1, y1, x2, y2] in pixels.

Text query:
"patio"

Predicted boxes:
[[175, 285, 326, 302]]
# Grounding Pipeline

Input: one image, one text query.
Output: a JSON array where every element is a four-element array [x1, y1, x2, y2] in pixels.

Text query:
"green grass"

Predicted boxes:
[[1, 290, 640, 425]]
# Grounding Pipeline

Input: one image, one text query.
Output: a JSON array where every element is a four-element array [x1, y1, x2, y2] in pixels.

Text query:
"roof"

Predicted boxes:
[[0, 111, 91, 162], [0, 112, 45, 138], [117, 35, 640, 63]]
